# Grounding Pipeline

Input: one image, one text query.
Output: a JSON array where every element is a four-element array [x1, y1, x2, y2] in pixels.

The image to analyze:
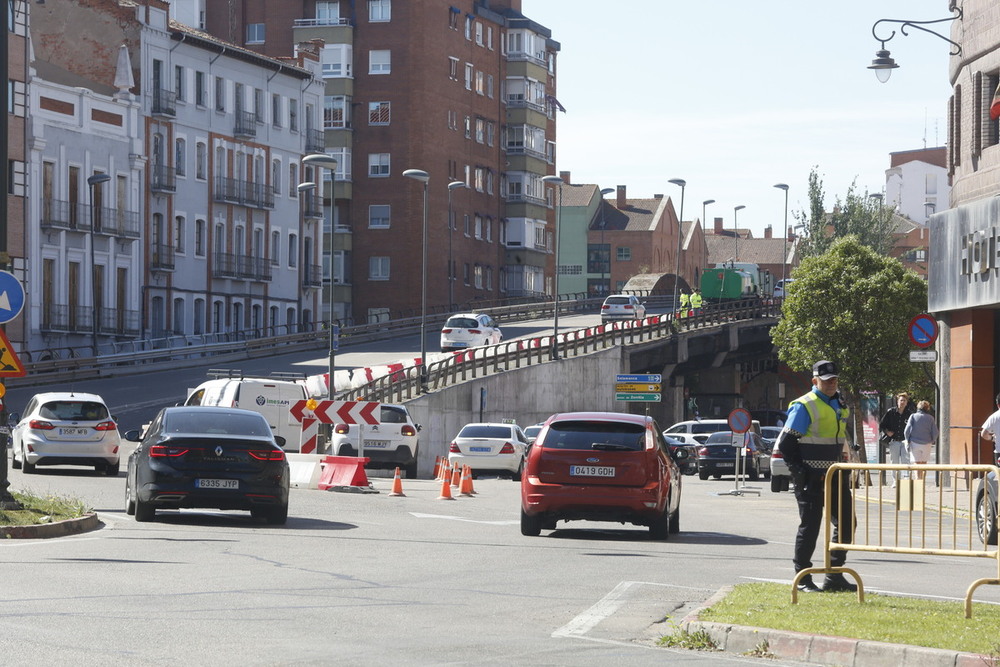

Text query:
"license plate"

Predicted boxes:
[[364, 440, 389, 449], [58, 427, 89, 436], [451, 342, 468, 348], [196, 479, 238, 489], [570, 465, 615, 477], [717, 462, 735, 468]]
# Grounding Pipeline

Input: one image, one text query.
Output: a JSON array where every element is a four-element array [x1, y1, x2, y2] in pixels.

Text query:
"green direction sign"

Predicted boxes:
[[615, 392, 661, 402]]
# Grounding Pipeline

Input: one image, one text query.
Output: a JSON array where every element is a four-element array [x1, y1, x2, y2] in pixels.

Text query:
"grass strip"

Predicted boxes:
[[0, 490, 91, 527]]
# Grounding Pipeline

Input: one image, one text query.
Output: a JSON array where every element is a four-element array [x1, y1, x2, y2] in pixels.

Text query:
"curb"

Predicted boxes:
[[0, 512, 102, 539], [679, 587, 990, 666]]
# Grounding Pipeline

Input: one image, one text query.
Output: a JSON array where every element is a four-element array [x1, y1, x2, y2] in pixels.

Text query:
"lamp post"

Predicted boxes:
[[702, 199, 715, 226], [301, 154, 339, 399], [447, 180, 466, 311], [598, 187, 614, 295], [542, 175, 564, 360], [773, 184, 789, 292], [868, 9, 963, 82], [733, 205, 746, 263], [296, 182, 316, 334], [87, 173, 111, 355], [403, 169, 431, 385], [668, 179, 686, 314]]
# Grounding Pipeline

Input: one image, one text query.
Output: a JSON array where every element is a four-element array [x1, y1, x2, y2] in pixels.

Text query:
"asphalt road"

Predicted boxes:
[[1, 463, 997, 665]]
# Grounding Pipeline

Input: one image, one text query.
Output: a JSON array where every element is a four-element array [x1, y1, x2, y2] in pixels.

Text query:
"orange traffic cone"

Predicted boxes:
[[460, 465, 476, 496], [437, 473, 455, 500], [451, 462, 462, 487], [388, 467, 405, 497], [432, 456, 442, 480]]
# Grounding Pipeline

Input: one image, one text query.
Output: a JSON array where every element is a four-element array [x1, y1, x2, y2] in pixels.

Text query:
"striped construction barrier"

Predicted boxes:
[[287, 453, 326, 489]]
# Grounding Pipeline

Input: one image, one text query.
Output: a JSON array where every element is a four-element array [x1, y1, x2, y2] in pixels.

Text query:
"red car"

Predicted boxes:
[[520, 412, 687, 539]]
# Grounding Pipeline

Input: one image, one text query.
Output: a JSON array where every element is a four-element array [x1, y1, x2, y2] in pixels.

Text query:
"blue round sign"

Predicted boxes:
[[728, 408, 752, 434], [908, 314, 938, 349], [0, 271, 25, 324]]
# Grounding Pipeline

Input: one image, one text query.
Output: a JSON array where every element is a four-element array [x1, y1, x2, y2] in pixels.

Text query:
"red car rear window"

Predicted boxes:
[[540, 421, 645, 451]]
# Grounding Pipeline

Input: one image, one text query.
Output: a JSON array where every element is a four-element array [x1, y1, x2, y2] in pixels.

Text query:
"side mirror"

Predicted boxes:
[[123, 429, 142, 442], [8, 413, 19, 426], [416, 424, 423, 432], [673, 448, 690, 461]]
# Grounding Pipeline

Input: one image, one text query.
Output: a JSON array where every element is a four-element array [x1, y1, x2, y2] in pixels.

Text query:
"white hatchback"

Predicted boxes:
[[448, 422, 529, 480], [10, 392, 121, 475], [601, 294, 647, 323], [440, 313, 502, 352]]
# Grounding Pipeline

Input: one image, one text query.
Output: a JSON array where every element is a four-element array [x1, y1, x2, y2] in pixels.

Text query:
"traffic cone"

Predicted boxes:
[[432, 456, 441, 480], [437, 473, 455, 500], [460, 465, 476, 496], [388, 467, 405, 497], [451, 462, 462, 487]]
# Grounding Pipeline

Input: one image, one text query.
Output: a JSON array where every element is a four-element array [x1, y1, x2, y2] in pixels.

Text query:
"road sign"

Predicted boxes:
[[908, 314, 938, 349], [615, 392, 661, 402], [0, 329, 25, 377], [728, 408, 752, 434], [0, 271, 24, 324], [616, 374, 662, 383], [909, 350, 938, 362], [615, 383, 662, 393]]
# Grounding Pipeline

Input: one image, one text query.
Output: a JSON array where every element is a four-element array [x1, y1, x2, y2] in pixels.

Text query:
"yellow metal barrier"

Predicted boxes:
[[791, 463, 1000, 618]]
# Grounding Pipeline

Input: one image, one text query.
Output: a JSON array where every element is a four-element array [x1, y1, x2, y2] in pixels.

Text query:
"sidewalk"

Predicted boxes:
[[680, 587, 991, 666]]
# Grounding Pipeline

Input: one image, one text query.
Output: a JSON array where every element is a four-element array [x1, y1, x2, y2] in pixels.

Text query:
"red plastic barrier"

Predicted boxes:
[[318, 456, 371, 490]]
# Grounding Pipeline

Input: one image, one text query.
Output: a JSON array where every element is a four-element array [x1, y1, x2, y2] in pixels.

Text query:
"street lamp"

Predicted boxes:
[[702, 199, 715, 225], [403, 168, 431, 386], [774, 184, 789, 292], [733, 205, 745, 263], [87, 173, 111, 355], [447, 180, 466, 311], [668, 179, 686, 315], [598, 187, 614, 295], [868, 8, 962, 83], [542, 175, 564, 360], [297, 182, 316, 334], [301, 154, 338, 399]]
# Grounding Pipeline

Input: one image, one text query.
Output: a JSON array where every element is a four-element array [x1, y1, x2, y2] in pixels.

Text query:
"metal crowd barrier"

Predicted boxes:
[[792, 463, 1000, 618]]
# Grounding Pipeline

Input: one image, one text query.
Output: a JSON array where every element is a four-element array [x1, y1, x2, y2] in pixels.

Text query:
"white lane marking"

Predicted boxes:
[[553, 580, 708, 639], [409, 512, 518, 525]]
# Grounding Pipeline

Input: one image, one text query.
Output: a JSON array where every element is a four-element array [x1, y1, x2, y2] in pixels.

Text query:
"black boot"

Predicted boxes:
[[822, 573, 857, 593], [796, 575, 820, 593]]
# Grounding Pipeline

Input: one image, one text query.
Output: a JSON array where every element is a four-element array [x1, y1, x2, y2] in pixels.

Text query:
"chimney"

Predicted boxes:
[[714, 217, 724, 234], [559, 171, 571, 185], [616, 185, 627, 209], [764, 225, 772, 239]]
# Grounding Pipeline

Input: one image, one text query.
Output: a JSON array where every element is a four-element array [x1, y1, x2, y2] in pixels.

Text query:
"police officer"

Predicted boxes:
[[775, 360, 856, 593]]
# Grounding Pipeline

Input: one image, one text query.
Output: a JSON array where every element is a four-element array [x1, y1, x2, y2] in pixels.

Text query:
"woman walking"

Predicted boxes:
[[904, 400, 938, 481]]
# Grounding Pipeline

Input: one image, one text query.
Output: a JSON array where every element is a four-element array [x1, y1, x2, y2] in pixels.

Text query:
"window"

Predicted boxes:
[[617, 247, 632, 261], [246, 23, 265, 44], [368, 153, 390, 177], [369, 101, 390, 125], [272, 159, 281, 196], [369, 256, 390, 280], [272, 94, 282, 127], [195, 141, 207, 180], [214, 76, 225, 112], [288, 233, 298, 267], [463, 263, 470, 285], [271, 230, 280, 265], [322, 44, 353, 78], [369, 0, 390, 22], [464, 214, 471, 237], [488, 26, 494, 50], [475, 118, 484, 143], [448, 57, 458, 80], [195, 71, 206, 106], [325, 95, 347, 128], [289, 164, 298, 196], [316, 1, 340, 23], [289, 99, 298, 131], [475, 22, 483, 46], [195, 219, 206, 256], [475, 71, 484, 95], [464, 115, 471, 139], [174, 65, 184, 102], [449, 7, 459, 30], [447, 110, 458, 130], [464, 63, 473, 90], [175, 216, 186, 253], [475, 214, 483, 239], [486, 170, 494, 195], [7, 160, 24, 196], [369, 205, 390, 228], [369, 50, 391, 74], [254, 88, 264, 123], [485, 217, 492, 241], [474, 168, 484, 192], [465, 16, 473, 40], [487, 74, 494, 98], [487, 121, 495, 146], [8, 80, 25, 117], [474, 265, 483, 289], [174, 138, 186, 176]]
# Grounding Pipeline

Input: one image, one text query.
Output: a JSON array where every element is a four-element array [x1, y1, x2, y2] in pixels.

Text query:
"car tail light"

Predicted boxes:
[[772, 450, 784, 459], [441, 328, 453, 333], [449, 442, 460, 453], [499, 443, 515, 454], [150, 445, 190, 457], [467, 329, 482, 334], [601, 305, 610, 310], [697, 447, 708, 456], [623, 305, 634, 310], [401, 425, 416, 437], [334, 423, 350, 434], [28, 419, 55, 430], [249, 450, 286, 462], [94, 421, 117, 431]]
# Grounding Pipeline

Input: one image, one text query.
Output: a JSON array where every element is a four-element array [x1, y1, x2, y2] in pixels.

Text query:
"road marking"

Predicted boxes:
[[552, 580, 709, 638], [409, 512, 517, 525]]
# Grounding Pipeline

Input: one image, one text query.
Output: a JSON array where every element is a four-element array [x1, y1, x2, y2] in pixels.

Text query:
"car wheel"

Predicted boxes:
[[781, 476, 790, 492], [649, 507, 670, 540], [668, 504, 681, 534], [699, 470, 709, 481], [771, 476, 783, 493], [713, 474, 722, 480], [976, 490, 998, 546], [253, 503, 288, 526], [124, 479, 136, 516], [134, 495, 155, 523], [520, 508, 542, 537], [104, 460, 120, 476], [511, 459, 523, 482], [404, 459, 418, 480], [21, 446, 35, 474]]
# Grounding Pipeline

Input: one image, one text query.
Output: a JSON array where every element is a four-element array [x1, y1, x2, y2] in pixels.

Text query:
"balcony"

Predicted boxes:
[[213, 252, 238, 279], [292, 17, 352, 26], [305, 128, 325, 153], [214, 177, 275, 209], [302, 264, 323, 288], [40, 304, 92, 333], [212, 252, 271, 281], [99, 307, 140, 336], [40, 199, 88, 231], [151, 88, 177, 117], [302, 194, 324, 219], [150, 243, 175, 271], [93, 207, 141, 240], [151, 164, 177, 193], [234, 110, 257, 138]]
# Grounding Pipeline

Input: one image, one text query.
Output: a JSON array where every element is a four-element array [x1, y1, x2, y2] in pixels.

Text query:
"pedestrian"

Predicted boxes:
[[903, 400, 938, 481], [775, 360, 856, 593], [879, 392, 915, 487], [980, 392, 1000, 466], [678, 290, 690, 319], [690, 288, 703, 316]]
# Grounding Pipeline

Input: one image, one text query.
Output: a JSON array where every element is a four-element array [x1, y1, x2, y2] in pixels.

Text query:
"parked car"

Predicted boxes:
[[665, 434, 698, 475], [770, 447, 791, 492], [975, 469, 998, 546], [520, 411, 686, 539], [664, 418, 763, 445], [523, 422, 545, 446], [123, 406, 289, 524], [10, 392, 121, 475], [448, 422, 529, 480], [697, 431, 769, 481], [773, 278, 795, 299], [600, 294, 647, 323], [329, 403, 421, 478], [440, 313, 502, 352], [760, 426, 783, 448]]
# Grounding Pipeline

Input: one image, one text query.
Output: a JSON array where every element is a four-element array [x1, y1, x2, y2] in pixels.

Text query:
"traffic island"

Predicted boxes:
[[1, 512, 101, 539]]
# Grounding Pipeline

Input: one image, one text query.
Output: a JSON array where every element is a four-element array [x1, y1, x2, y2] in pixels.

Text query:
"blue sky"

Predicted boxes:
[[524, 0, 954, 239]]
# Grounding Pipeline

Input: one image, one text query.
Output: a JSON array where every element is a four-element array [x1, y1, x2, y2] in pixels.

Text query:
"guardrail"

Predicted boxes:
[[792, 463, 1000, 618]]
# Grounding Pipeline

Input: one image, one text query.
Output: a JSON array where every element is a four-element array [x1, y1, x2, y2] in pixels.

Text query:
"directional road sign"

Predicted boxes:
[[615, 383, 662, 393], [0, 271, 25, 324], [616, 374, 662, 383], [615, 393, 661, 402], [908, 314, 938, 349]]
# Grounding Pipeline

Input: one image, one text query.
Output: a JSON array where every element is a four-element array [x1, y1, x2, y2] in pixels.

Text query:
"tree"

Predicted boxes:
[[795, 168, 897, 258], [771, 236, 927, 444]]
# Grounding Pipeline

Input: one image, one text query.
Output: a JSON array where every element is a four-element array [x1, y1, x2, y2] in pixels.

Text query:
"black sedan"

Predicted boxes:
[[696, 431, 770, 481], [665, 435, 698, 475], [124, 406, 290, 524]]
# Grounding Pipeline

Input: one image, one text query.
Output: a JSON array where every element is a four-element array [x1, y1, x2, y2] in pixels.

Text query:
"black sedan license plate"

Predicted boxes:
[[196, 479, 238, 489]]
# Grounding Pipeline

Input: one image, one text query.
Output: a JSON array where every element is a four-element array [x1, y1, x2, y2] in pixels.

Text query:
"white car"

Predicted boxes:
[[329, 403, 421, 478], [601, 294, 647, 323], [440, 313, 503, 352], [773, 279, 795, 298], [10, 392, 121, 475], [448, 422, 529, 480], [664, 418, 762, 445]]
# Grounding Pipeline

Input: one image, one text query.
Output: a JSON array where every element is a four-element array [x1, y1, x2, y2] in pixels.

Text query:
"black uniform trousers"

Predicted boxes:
[[793, 468, 854, 573]]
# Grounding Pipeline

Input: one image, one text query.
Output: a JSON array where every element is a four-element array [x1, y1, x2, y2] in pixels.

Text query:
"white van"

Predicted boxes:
[[185, 370, 308, 451], [664, 418, 762, 445]]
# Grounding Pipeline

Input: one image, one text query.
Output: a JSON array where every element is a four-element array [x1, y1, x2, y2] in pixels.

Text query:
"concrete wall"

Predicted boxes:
[[405, 346, 624, 476]]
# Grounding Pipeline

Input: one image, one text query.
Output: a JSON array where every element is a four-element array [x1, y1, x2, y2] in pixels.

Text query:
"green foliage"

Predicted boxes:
[[0, 490, 90, 526], [771, 236, 927, 396], [795, 168, 898, 258], [656, 620, 719, 651]]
